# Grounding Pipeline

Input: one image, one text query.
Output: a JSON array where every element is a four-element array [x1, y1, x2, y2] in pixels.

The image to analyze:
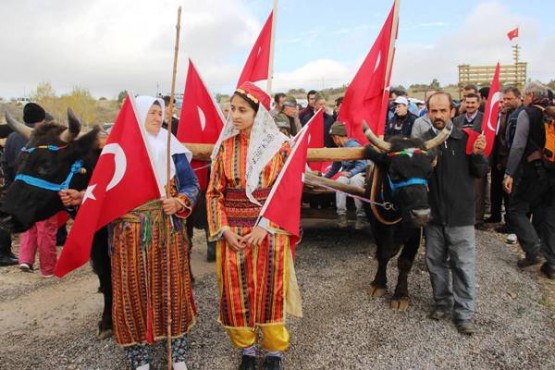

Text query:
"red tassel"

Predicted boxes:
[[146, 300, 155, 344]]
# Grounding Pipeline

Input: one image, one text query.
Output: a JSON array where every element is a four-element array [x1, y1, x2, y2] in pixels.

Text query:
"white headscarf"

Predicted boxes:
[[134, 96, 192, 191], [211, 95, 289, 205]]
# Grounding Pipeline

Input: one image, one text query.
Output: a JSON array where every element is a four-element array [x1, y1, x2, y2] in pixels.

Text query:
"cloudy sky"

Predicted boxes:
[[1, 0, 554, 100]]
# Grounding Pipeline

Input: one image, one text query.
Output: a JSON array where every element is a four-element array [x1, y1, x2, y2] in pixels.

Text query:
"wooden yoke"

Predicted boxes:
[[183, 143, 368, 162]]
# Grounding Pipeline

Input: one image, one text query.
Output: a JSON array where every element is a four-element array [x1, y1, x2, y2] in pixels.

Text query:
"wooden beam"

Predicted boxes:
[[183, 143, 368, 162]]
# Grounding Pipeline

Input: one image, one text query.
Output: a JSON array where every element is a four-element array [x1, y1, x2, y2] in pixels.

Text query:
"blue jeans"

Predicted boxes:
[[425, 224, 476, 321]]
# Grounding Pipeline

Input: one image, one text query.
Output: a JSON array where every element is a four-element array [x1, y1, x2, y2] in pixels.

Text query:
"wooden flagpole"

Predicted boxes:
[[165, 6, 182, 370], [266, 0, 279, 95]]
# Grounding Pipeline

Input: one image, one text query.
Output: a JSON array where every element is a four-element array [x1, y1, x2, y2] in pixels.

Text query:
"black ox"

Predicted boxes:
[[361, 124, 450, 311], [0, 111, 113, 338]]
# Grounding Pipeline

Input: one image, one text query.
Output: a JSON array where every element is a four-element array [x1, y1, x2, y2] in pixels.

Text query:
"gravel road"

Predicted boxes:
[[1, 222, 554, 370]]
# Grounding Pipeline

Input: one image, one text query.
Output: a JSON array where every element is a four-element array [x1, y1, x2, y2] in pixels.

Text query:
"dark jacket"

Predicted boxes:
[[453, 111, 483, 132], [3, 131, 30, 187], [423, 125, 489, 226], [385, 112, 417, 139]]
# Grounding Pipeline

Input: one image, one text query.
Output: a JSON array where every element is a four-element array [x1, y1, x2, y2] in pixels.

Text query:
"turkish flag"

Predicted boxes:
[[306, 110, 325, 171], [258, 113, 318, 257], [178, 59, 225, 191], [54, 93, 161, 277], [464, 63, 500, 157], [237, 10, 273, 87], [507, 27, 519, 41], [337, 1, 398, 142]]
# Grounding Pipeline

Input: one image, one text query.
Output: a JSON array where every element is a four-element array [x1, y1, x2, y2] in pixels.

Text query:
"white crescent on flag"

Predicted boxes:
[[487, 92, 502, 132], [374, 51, 381, 72], [82, 143, 127, 205], [197, 106, 206, 131]]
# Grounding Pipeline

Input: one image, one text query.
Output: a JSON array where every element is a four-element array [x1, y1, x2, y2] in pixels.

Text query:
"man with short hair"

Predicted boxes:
[[488, 87, 521, 228], [458, 84, 479, 115], [503, 81, 555, 279], [454, 92, 487, 230], [162, 95, 179, 135], [324, 122, 370, 230], [299, 90, 317, 124], [270, 93, 286, 118], [411, 90, 437, 139], [423, 92, 488, 335]]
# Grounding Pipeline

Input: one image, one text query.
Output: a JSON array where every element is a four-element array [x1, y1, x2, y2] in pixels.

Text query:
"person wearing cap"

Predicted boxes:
[[274, 97, 301, 136], [385, 96, 418, 139], [324, 121, 370, 230], [207, 81, 303, 370]]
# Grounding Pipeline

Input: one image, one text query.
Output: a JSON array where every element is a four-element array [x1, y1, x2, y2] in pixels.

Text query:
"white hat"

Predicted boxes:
[[393, 96, 408, 106]]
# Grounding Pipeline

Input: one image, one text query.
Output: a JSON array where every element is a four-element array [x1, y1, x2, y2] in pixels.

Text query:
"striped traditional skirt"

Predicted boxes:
[[110, 200, 196, 346], [217, 188, 302, 329]]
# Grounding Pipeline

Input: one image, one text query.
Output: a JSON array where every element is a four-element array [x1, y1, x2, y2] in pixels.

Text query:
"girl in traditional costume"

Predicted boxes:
[[110, 96, 199, 370], [207, 82, 303, 370]]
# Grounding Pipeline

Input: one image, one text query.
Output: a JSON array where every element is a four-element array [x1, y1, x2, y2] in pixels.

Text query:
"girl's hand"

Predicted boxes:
[[59, 189, 83, 207], [243, 226, 268, 248], [223, 230, 247, 251]]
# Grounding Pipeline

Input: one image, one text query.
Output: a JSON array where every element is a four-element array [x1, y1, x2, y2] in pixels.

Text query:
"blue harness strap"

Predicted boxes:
[[15, 160, 85, 192], [387, 175, 428, 195]]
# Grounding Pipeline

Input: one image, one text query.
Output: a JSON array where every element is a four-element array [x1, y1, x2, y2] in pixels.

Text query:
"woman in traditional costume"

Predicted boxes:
[[110, 96, 199, 370], [207, 82, 303, 370]]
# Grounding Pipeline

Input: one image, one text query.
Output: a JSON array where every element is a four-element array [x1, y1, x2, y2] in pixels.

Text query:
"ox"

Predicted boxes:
[[0, 111, 113, 338], [361, 124, 450, 310]]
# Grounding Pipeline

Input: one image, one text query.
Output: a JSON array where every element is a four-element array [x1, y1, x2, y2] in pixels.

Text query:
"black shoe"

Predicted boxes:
[[238, 355, 256, 370], [429, 307, 450, 321], [485, 216, 501, 223], [517, 255, 541, 269], [495, 225, 511, 234], [263, 356, 283, 370], [455, 319, 476, 335], [540, 262, 555, 280], [474, 222, 487, 231], [0, 254, 18, 266]]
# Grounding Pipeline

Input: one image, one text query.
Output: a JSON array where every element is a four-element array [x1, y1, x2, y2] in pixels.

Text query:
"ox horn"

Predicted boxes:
[[5, 112, 32, 139], [60, 108, 82, 142], [423, 123, 452, 150], [362, 120, 391, 152]]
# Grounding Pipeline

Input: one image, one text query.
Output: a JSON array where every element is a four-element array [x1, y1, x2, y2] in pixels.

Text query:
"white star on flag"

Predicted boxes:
[[81, 184, 97, 205]]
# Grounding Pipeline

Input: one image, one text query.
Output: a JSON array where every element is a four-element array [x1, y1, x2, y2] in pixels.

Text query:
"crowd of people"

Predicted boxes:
[[0, 79, 554, 369]]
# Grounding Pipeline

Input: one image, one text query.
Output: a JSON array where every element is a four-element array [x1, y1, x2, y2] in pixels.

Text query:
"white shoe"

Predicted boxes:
[[507, 234, 517, 244], [136, 364, 150, 370], [173, 362, 188, 370]]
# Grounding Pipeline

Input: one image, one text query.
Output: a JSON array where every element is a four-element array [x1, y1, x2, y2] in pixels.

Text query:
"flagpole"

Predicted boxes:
[[165, 6, 181, 370], [378, 0, 400, 138], [266, 0, 279, 95], [383, 0, 399, 87]]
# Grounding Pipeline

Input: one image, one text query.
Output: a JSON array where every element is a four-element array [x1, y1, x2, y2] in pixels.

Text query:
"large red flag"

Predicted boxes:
[[237, 10, 273, 87], [464, 63, 501, 157], [178, 58, 225, 191], [507, 27, 519, 41], [306, 110, 325, 171], [258, 113, 318, 256], [481, 63, 501, 157], [337, 1, 398, 143], [54, 94, 161, 277]]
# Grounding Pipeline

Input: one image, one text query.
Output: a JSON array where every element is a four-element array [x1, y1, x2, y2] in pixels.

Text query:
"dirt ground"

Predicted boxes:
[[2, 221, 555, 370]]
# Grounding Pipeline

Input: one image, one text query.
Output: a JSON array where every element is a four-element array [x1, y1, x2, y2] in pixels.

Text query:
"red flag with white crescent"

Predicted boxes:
[[507, 27, 519, 41], [465, 63, 500, 157], [54, 93, 161, 277], [337, 1, 398, 143], [258, 113, 319, 257], [178, 59, 225, 191]]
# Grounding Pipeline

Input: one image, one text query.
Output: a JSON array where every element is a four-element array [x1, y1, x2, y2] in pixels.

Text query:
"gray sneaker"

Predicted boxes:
[[355, 218, 370, 230], [506, 234, 517, 244], [337, 215, 348, 229]]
